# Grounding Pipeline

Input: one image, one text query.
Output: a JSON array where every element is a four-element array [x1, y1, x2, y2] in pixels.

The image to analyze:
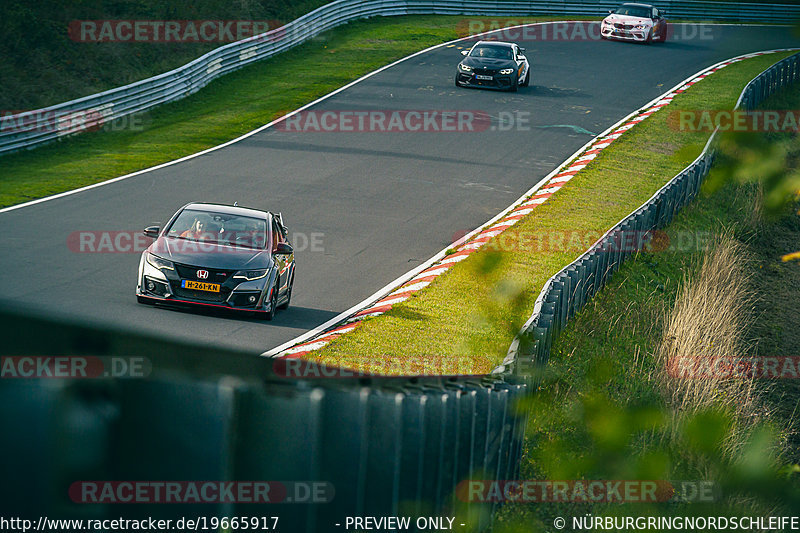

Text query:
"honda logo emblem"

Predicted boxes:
[[197, 270, 209, 279]]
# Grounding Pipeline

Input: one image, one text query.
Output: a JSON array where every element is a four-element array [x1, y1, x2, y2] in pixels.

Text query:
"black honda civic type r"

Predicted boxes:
[[136, 202, 295, 320]]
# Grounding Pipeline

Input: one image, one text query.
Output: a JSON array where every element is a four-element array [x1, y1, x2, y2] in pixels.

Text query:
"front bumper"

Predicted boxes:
[[136, 292, 272, 316], [456, 71, 516, 90], [601, 26, 650, 42], [136, 255, 272, 315]]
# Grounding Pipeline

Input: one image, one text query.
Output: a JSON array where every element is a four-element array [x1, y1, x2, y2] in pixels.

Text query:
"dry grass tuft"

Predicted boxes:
[[653, 233, 774, 457]]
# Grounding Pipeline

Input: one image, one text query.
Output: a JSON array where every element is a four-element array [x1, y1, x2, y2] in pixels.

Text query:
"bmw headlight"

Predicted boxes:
[[499, 68, 515, 75], [146, 252, 174, 271], [635, 24, 649, 29], [459, 63, 472, 72], [233, 269, 269, 281]]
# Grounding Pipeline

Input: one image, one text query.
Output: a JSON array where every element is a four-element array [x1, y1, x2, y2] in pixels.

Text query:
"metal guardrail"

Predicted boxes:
[[2, 0, 799, 156], [500, 51, 800, 378], [0, 307, 527, 531]]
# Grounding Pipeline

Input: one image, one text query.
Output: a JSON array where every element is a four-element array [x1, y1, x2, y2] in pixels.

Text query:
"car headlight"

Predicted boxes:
[[459, 63, 472, 72], [233, 269, 269, 281], [635, 24, 649, 30], [146, 253, 174, 271], [499, 68, 514, 75]]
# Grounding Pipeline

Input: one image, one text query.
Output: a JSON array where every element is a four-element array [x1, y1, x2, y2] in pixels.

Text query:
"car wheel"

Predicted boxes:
[[137, 295, 152, 305], [454, 75, 462, 87], [508, 76, 518, 92], [521, 69, 530, 87], [278, 271, 293, 310], [264, 284, 278, 321], [645, 30, 653, 44]]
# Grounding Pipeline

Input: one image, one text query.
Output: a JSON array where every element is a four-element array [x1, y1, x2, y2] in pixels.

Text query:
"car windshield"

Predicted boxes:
[[469, 45, 513, 60], [166, 208, 269, 250], [614, 6, 651, 18]]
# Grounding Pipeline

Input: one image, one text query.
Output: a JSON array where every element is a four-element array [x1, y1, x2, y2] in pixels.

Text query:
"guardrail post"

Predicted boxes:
[[0, 381, 115, 519], [233, 383, 325, 533], [363, 390, 404, 515], [317, 387, 370, 525]]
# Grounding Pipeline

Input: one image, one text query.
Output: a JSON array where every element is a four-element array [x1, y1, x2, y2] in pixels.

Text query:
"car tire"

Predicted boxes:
[[454, 75, 462, 87], [521, 69, 530, 87], [278, 271, 293, 310], [264, 284, 278, 321], [508, 76, 518, 92], [645, 30, 653, 44], [137, 295, 152, 305]]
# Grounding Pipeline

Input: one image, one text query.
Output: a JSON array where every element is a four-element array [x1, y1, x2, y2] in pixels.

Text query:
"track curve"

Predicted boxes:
[[2, 22, 799, 353]]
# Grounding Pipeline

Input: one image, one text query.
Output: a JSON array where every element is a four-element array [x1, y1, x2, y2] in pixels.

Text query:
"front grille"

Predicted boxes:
[[174, 263, 235, 283], [476, 68, 498, 75], [172, 262, 236, 303], [614, 23, 634, 30]]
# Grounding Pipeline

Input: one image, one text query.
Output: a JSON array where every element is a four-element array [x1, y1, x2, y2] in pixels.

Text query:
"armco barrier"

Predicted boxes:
[[2, 0, 799, 156], [497, 51, 800, 378], [0, 308, 527, 531]]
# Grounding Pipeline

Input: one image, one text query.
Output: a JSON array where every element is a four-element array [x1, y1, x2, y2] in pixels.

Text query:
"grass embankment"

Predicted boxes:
[[491, 85, 800, 530], [312, 51, 796, 375], [0, 15, 595, 208], [0, 0, 332, 109]]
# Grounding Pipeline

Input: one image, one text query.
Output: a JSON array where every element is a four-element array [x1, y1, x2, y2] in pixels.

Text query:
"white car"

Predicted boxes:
[[601, 3, 668, 44]]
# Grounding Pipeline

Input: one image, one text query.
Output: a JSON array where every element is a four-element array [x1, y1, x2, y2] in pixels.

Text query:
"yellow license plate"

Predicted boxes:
[[182, 280, 220, 292]]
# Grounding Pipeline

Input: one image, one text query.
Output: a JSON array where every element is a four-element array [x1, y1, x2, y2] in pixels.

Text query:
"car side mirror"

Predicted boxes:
[[519, 47, 526, 52], [275, 242, 294, 255], [608, 9, 614, 14], [143, 226, 160, 238], [461, 50, 469, 56]]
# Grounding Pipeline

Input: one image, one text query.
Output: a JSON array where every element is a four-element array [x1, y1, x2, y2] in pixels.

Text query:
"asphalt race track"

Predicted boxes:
[[1, 23, 799, 354]]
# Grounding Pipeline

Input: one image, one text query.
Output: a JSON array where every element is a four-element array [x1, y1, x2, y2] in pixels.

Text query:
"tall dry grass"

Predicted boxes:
[[653, 233, 775, 458]]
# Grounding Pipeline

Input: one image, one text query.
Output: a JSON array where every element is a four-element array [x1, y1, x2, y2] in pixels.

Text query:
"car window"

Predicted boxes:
[[166, 208, 268, 249], [615, 6, 651, 18], [470, 46, 513, 59]]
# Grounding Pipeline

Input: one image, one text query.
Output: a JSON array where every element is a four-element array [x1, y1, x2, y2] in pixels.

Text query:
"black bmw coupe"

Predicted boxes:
[[455, 41, 530, 92]]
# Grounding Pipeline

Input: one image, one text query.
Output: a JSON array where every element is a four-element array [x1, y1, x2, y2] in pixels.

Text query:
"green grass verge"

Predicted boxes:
[[0, 15, 597, 209], [310, 51, 796, 374], [490, 83, 800, 532]]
